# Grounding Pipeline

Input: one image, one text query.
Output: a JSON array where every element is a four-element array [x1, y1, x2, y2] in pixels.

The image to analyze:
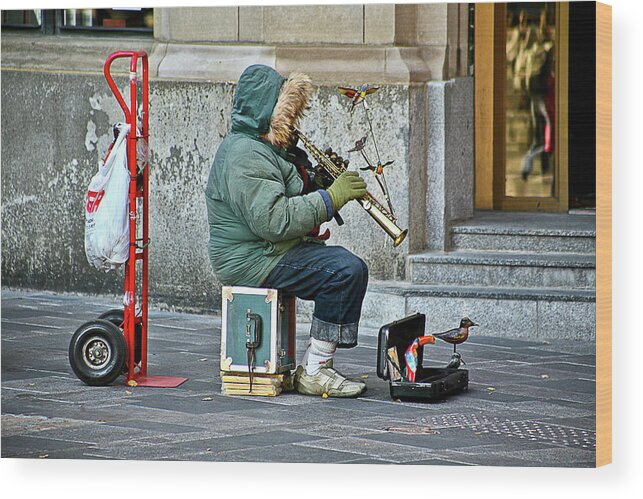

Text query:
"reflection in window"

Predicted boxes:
[[505, 3, 556, 198], [1, 10, 41, 27], [62, 8, 153, 30]]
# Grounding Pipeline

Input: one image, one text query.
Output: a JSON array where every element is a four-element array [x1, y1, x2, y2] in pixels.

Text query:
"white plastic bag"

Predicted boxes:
[[84, 123, 131, 272]]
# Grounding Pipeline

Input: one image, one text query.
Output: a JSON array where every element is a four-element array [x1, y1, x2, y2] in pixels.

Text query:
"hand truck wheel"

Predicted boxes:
[[98, 309, 142, 366], [68, 319, 127, 386]]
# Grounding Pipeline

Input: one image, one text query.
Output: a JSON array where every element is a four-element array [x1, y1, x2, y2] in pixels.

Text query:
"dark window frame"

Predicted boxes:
[[1, 9, 152, 35]]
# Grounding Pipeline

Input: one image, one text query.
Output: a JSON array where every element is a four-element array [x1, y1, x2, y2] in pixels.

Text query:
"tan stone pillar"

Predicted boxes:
[[154, 7, 239, 43]]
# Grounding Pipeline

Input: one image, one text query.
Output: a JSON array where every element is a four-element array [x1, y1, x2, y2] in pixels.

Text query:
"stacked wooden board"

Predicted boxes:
[[220, 371, 294, 397]]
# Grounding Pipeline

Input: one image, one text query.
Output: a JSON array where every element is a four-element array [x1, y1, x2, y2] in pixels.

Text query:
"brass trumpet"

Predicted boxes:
[[294, 128, 408, 247]]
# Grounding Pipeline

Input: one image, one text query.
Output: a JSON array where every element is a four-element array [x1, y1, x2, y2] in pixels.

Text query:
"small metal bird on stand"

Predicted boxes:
[[432, 317, 478, 366], [348, 135, 395, 215], [446, 352, 466, 369], [338, 84, 380, 112], [338, 84, 397, 222]]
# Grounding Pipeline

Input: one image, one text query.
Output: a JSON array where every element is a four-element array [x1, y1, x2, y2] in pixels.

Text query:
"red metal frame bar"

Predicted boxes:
[[103, 51, 186, 388]]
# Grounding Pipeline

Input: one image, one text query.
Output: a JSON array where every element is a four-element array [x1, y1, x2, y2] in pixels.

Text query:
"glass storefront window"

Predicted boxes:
[[1, 9, 42, 28], [505, 3, 556, 198], [61, 8, 153, 31], [2, 8, 153, 33]]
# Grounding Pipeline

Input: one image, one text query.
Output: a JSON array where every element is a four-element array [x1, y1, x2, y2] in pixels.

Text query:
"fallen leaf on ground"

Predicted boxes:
[[487, 387, 496, 391], [39, 454, 48, 459], [202, 396, 213, 401], [360, 375, 369, 379], [198, 358, 208, 362], [125, 390, 133, 395], [540, 374, 550, 379], [322, 393, 328, 399]]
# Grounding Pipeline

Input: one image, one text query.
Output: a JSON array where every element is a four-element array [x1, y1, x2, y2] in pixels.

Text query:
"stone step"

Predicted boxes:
[[358, 280, 595, 341], [450, 214, 596, 254], [408, 251, 596, 289]]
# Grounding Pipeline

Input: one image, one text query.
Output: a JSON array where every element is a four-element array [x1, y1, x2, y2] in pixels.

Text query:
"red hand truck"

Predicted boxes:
[[69, 51, 188, 388]]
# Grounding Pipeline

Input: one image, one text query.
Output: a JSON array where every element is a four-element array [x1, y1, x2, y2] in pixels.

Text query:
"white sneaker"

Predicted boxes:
[[294, 361, 366, 398]]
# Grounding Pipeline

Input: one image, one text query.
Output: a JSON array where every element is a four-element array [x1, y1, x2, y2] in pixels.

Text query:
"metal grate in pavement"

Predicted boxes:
[[417, 413, 595, 449]]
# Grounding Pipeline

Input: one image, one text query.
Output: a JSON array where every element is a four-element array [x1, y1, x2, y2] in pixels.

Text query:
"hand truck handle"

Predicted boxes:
[[103, 51, 148, 124]]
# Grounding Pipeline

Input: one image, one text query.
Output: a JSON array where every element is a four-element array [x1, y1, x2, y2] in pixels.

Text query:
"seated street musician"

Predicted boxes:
[[205, 64, 369, 397]]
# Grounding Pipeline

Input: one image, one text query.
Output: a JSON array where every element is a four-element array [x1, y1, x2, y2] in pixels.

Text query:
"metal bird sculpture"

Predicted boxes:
[[338, 84, 380, 111], [361, 160, 395, 175], [347, 135, 396, 213], [339, 83, 396, 219], [348, 135, 368, 153], [432, 317, 478, 353], [350, 135, 394, 174], [446, 352, 466, 369]]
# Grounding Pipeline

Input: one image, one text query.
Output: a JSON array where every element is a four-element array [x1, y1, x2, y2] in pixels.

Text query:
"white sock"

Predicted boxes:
[[300, 337, 312, 367], [305, 337, 337, 375]]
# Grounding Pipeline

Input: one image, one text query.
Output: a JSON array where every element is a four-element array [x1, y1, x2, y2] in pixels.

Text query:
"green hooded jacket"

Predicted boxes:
[[205, 65, 329, 286]]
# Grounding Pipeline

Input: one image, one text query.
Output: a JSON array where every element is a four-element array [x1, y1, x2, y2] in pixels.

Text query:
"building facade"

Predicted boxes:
[[1, 4, 597, 340]]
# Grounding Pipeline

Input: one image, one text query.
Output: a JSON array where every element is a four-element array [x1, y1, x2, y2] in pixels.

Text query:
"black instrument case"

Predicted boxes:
[[376, 313, 469, 400]]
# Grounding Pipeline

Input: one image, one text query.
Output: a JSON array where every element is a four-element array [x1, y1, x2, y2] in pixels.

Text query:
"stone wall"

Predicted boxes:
[[1, 3, 475, 316], [1, 68, 426, 312]]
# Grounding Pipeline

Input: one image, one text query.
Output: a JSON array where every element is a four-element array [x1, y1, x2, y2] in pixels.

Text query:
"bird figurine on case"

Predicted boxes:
[[432, 317, 478, 354]]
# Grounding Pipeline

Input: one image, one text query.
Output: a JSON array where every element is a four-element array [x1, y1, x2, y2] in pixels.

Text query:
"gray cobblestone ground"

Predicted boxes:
[[1, 288, 596, 466]]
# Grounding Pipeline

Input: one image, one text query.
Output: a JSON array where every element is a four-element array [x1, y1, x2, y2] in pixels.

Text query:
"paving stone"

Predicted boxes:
[[339, 457, 398, 464], [208, 442, 359, 463], [497, 384, 595, 405], [487, 446, 596, 467], [82, 442, 206, 461], [360, 426, 561, 452], [125, 393, 269, 414], [537, 416, 596, 431], [1, 434, 94, 457], [506, 400, 595, 419], [536, 361, 595, 376], [30, 422, 175, 446], [460, 390, 537, 403], [285, 422, 388, 439], [1, 414, 90, 438], [107, 420, 204, 435], [400, 457, 471, 466], [296, 435, 439, 462], [532, 378, 596, 394], [424, 448, 536, 467]]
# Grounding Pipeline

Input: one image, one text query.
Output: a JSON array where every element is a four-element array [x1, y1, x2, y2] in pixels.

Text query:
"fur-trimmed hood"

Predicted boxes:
[[231, 65, 313, 148]]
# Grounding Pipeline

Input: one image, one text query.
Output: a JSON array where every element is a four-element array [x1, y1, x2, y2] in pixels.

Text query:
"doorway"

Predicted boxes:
[[474, 2, 596, 212]]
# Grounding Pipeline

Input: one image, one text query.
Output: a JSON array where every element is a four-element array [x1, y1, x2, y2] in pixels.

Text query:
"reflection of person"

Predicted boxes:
[[518, 10, 555, 180], [507, 10, 529, 71], [205, 65, 369, 398]]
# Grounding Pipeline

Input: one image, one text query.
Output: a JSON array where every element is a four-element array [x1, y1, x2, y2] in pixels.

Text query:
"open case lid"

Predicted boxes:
[[376, 313, 426, 381]]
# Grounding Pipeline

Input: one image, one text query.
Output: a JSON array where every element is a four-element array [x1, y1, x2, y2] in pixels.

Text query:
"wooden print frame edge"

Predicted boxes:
[[596, 0, 612, 468]]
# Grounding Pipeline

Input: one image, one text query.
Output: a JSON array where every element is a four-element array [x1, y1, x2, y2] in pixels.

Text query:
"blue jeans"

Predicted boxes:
[[263, 243, 368, 348]]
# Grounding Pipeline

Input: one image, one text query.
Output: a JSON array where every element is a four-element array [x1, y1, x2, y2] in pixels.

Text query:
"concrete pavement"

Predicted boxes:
[[1, 288, 596, 466]]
